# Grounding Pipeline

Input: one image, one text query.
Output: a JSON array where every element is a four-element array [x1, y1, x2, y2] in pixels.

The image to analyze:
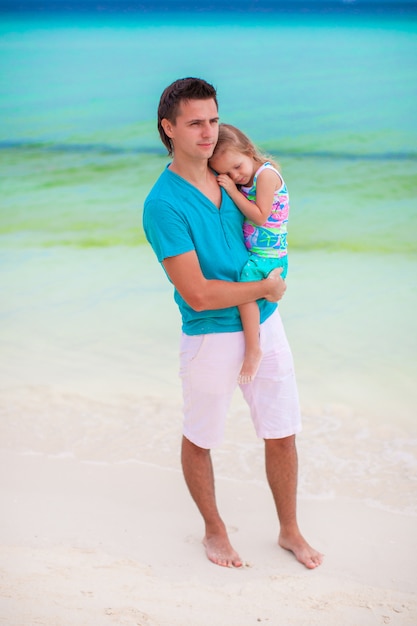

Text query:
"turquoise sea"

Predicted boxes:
[[1, 10, 416, 252]]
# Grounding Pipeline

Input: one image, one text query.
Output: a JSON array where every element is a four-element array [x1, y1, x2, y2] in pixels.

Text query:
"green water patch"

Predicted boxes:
[[1, 148, 168, 248], [2, 148, 416, 254], [281, 156, 417, 255]]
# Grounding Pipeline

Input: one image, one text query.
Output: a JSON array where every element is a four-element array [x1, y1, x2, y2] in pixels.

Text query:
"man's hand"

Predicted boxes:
[[264, 267, 286, 302]]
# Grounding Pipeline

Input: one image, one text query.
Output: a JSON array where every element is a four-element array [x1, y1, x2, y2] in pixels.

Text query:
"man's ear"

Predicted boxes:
[[161, 118, 174, 138]]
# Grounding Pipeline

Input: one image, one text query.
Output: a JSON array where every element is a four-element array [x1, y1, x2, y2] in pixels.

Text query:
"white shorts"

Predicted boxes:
[[179, 309, 301, 449]]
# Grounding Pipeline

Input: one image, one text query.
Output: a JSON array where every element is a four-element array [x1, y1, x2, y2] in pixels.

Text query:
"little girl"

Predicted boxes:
[[209, 123, 290, 384]]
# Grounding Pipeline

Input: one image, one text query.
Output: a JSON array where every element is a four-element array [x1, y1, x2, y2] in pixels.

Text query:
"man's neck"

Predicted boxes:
[[168, 155, 220, 208], [169, 156, 211, 187]]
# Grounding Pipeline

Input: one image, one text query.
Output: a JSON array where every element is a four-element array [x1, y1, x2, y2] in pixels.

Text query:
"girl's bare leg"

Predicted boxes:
[[238, 302, 262, 384]]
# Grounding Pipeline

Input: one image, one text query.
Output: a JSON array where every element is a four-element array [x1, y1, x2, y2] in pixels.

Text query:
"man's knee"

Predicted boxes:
[[182, 435, 211, 455], [264, 434, 296, 452]]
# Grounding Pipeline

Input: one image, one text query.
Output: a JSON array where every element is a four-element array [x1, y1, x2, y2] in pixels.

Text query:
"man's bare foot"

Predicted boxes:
[[238, 348, 262, 385], [279, 531, 324, 569], [203, 533, 243, 568]]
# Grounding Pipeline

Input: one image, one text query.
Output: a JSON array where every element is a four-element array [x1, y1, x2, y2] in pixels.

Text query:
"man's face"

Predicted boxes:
[[162, 98, 219, 161]]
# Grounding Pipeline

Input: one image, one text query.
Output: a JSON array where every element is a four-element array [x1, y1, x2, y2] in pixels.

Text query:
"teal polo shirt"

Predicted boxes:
[[143, 166, 276, 335]]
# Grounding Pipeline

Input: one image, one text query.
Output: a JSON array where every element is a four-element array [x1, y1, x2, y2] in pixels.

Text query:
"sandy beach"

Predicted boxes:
[[1, 451, 416, 626], [1, 245, 416, 625]]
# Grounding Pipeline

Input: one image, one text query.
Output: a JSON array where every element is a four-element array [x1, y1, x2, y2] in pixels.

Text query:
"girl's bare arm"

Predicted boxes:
[[216, 168, 282, 226]]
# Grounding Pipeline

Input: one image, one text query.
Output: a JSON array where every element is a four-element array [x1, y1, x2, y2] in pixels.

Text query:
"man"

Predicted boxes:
[[143, 77, 323, 569]]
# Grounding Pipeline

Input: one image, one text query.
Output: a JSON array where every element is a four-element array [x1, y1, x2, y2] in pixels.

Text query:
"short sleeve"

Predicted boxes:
[[143, 197, 195, 263]]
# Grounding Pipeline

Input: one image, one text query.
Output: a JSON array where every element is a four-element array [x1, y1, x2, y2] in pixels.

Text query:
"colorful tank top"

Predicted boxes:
[[241, 162, 289, 259]]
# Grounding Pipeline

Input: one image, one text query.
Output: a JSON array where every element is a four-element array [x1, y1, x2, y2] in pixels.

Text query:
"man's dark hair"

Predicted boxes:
[[157, 77, 218, 156]]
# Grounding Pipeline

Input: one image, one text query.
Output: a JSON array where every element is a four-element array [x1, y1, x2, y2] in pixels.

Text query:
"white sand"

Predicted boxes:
[[1, 451, 416, 625], [1, 246, 416, 625]]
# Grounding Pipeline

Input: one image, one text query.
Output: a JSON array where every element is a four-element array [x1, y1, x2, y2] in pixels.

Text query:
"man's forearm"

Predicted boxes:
[[163, 252, 285, 313], [187, 273, 285, 312]]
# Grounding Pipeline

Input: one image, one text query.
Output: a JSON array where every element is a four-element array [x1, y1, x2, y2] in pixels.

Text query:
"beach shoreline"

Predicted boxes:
[[1, 245, 416, 420]]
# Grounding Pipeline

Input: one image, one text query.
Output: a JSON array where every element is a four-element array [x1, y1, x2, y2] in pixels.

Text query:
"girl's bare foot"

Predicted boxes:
[[279, 531, 324, 569], [238, 347, 262, 385], [203, 533, 243, 568]]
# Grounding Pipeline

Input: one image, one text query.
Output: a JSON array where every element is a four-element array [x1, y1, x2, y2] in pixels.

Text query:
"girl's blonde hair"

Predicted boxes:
[[210, 123, 279, 170]]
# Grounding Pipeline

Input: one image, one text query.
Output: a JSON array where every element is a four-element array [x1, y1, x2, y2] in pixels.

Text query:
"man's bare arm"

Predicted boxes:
[[163, 250, 286, 312]]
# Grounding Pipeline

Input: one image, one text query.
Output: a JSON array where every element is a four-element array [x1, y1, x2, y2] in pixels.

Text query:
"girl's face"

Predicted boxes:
[[210, 149, 256, 186]]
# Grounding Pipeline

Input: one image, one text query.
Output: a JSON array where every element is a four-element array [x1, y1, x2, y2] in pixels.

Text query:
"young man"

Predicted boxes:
[[143, 77, 323, 569]]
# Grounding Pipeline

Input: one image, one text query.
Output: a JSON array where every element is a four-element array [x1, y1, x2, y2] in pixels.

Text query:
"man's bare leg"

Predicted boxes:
[[181, 435, 242, 568], [265, 436, 324, 569]]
